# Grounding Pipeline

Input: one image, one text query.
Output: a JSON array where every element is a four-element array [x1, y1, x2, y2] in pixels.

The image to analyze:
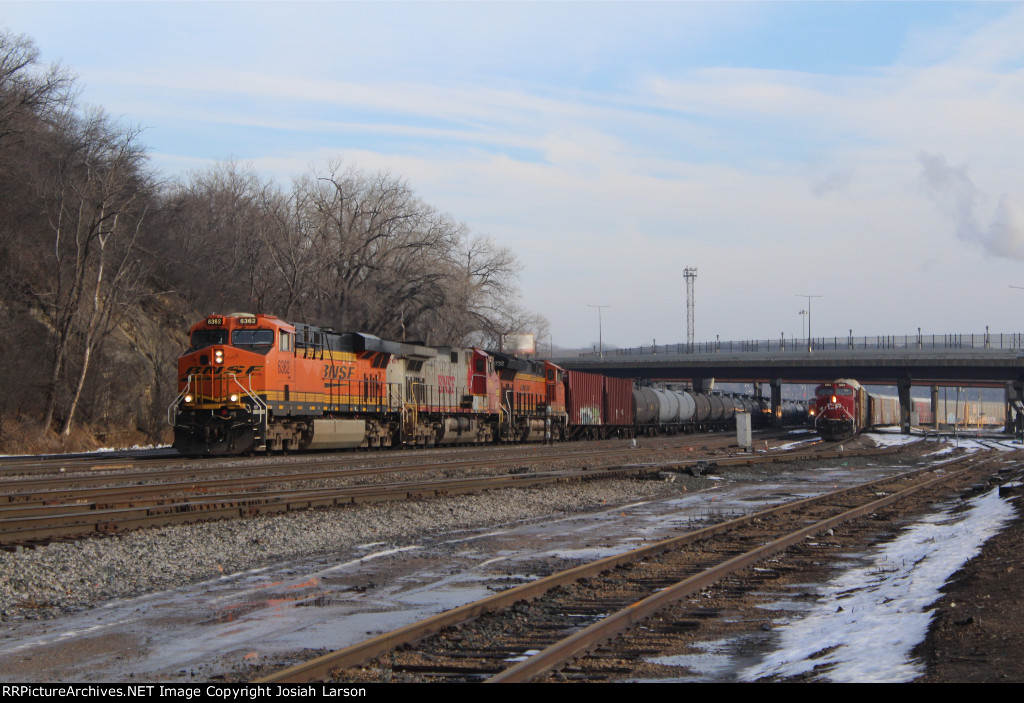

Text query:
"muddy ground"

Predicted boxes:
[[915, 485, 1024, 682]]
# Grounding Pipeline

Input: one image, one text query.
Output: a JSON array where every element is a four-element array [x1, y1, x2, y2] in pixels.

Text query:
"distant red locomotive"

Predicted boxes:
[[813, 379, 898, 440]]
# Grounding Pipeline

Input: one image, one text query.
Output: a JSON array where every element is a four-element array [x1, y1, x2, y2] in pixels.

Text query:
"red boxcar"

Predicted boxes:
[[603, 376, 634, 427], [566, 369, 604, 428], [565, 370, 636, 439]]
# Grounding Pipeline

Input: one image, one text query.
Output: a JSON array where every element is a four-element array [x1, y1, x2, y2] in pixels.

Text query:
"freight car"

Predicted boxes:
[[169, 313, 803, 455], [630, 385, 773, 437], [813, 379, 898, 440], [910, 397, 1004, 428]]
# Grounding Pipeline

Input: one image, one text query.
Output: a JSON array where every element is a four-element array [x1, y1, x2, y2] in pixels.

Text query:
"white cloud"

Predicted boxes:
[[7, 1, 1024, 345]]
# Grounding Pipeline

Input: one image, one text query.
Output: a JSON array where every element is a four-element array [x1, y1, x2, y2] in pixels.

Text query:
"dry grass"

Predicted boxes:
[[0, 417, 166, 456]]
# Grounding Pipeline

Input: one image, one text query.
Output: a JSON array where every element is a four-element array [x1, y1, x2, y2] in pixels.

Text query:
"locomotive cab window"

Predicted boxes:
[[279, 331, 293, 353], [836, 388, 854, 396], [189, 329, 228, 351], [231, 329, 274, 354]]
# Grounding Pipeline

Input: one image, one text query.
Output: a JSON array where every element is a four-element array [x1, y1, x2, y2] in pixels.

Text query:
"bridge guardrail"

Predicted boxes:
[[573, 332, 1024, 358]]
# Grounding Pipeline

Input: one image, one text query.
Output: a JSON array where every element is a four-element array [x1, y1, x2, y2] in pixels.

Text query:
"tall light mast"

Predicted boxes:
[[684, 267, 698, 353], [588, 304, 609, 358]]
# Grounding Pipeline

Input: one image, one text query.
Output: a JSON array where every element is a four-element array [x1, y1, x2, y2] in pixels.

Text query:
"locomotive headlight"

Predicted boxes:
[[229, 394, 239, 403], [832, 396, 837, 403], [184, 394, 193, 403], [214, 349, 224, 363]]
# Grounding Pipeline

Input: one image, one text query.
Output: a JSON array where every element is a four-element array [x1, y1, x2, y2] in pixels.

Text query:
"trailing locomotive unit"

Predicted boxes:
[[388, 344, 502, 446], [488, 351, 568, 442], [170, 313, 500, 455]]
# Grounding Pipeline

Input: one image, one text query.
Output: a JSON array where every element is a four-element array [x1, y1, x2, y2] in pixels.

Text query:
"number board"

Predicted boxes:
[[206, 317, 224, 326], [237, 315, 258, 325]]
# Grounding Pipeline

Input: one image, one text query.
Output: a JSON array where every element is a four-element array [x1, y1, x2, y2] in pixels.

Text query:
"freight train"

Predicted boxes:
[[906, 397, 1005, 429], [169, 313, 805, 455], [812, 379, 898, 440]]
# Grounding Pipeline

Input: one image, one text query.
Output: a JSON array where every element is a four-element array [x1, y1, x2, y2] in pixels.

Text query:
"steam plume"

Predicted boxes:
[[918, 152, 1024, 261]]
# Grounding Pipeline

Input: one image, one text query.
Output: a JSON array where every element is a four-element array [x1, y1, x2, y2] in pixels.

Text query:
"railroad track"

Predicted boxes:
[[255, 448, 1018, 683], [0, 428, 806, 480], [0, 434, 853, 548]]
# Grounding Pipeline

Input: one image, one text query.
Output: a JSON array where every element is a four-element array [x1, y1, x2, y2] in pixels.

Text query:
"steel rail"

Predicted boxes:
[[0, 442, 894, 543], [0, 437, 860, 506], [0, 427, 809, 484], [0, 435, 712, 475], [486, 454, 994, 682], [256, 450, 982, 683], [0, 463, 667, 545], [0, 439, 775, 496]]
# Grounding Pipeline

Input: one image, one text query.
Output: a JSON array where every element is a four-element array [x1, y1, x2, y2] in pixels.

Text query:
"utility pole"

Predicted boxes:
[[588, 305, 609, 358], [684, 267, 698, 353], [795, 294, 822, 352]]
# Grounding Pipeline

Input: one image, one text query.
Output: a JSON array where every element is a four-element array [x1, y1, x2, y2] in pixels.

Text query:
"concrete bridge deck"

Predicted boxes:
[[552, 333, 1024, 433]]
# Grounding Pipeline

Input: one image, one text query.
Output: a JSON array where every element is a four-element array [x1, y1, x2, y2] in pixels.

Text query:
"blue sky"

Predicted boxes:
[[5, 2, 1024, 349]]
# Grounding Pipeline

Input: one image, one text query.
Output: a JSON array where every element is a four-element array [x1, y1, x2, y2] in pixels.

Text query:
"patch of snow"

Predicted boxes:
[[504, 649, 541, 662], [774, 439, 819, 451], [864, 432, 921, 448], [738, 487, 1016, 682]]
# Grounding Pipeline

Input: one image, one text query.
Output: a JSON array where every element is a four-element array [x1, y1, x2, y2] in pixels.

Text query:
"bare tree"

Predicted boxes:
[[258, 178, 328, 320], [0, 30, 72, 143], [153, 161, 275, 313], [34, 109, 151, 435], [295, 162, 468, 337]]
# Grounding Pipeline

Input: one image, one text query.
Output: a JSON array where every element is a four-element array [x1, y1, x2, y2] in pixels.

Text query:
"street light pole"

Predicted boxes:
[[588, 305, 609, 358], [796, 295, 822, 352]]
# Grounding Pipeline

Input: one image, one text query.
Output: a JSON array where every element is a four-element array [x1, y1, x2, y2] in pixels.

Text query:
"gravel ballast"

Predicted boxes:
[[0, 476, 712, 622]]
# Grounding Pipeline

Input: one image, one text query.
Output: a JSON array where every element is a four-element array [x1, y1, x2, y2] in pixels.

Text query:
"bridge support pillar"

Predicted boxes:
[[898, 375, 912, 434], [931, 385, 939, 431], [770, 380, 782, 427], [692, 377, 714, 394], [1006, 381, 1024, 441]]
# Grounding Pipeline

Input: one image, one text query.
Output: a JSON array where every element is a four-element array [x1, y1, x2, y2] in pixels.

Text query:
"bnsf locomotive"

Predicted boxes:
[[812, 379, 898, 440], [169, 313, 566, 455], [169, 313, 802, 455]]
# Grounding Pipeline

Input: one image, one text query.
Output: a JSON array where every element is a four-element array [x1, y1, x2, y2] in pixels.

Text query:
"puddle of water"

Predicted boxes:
[[0, 458, 955, 682]]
